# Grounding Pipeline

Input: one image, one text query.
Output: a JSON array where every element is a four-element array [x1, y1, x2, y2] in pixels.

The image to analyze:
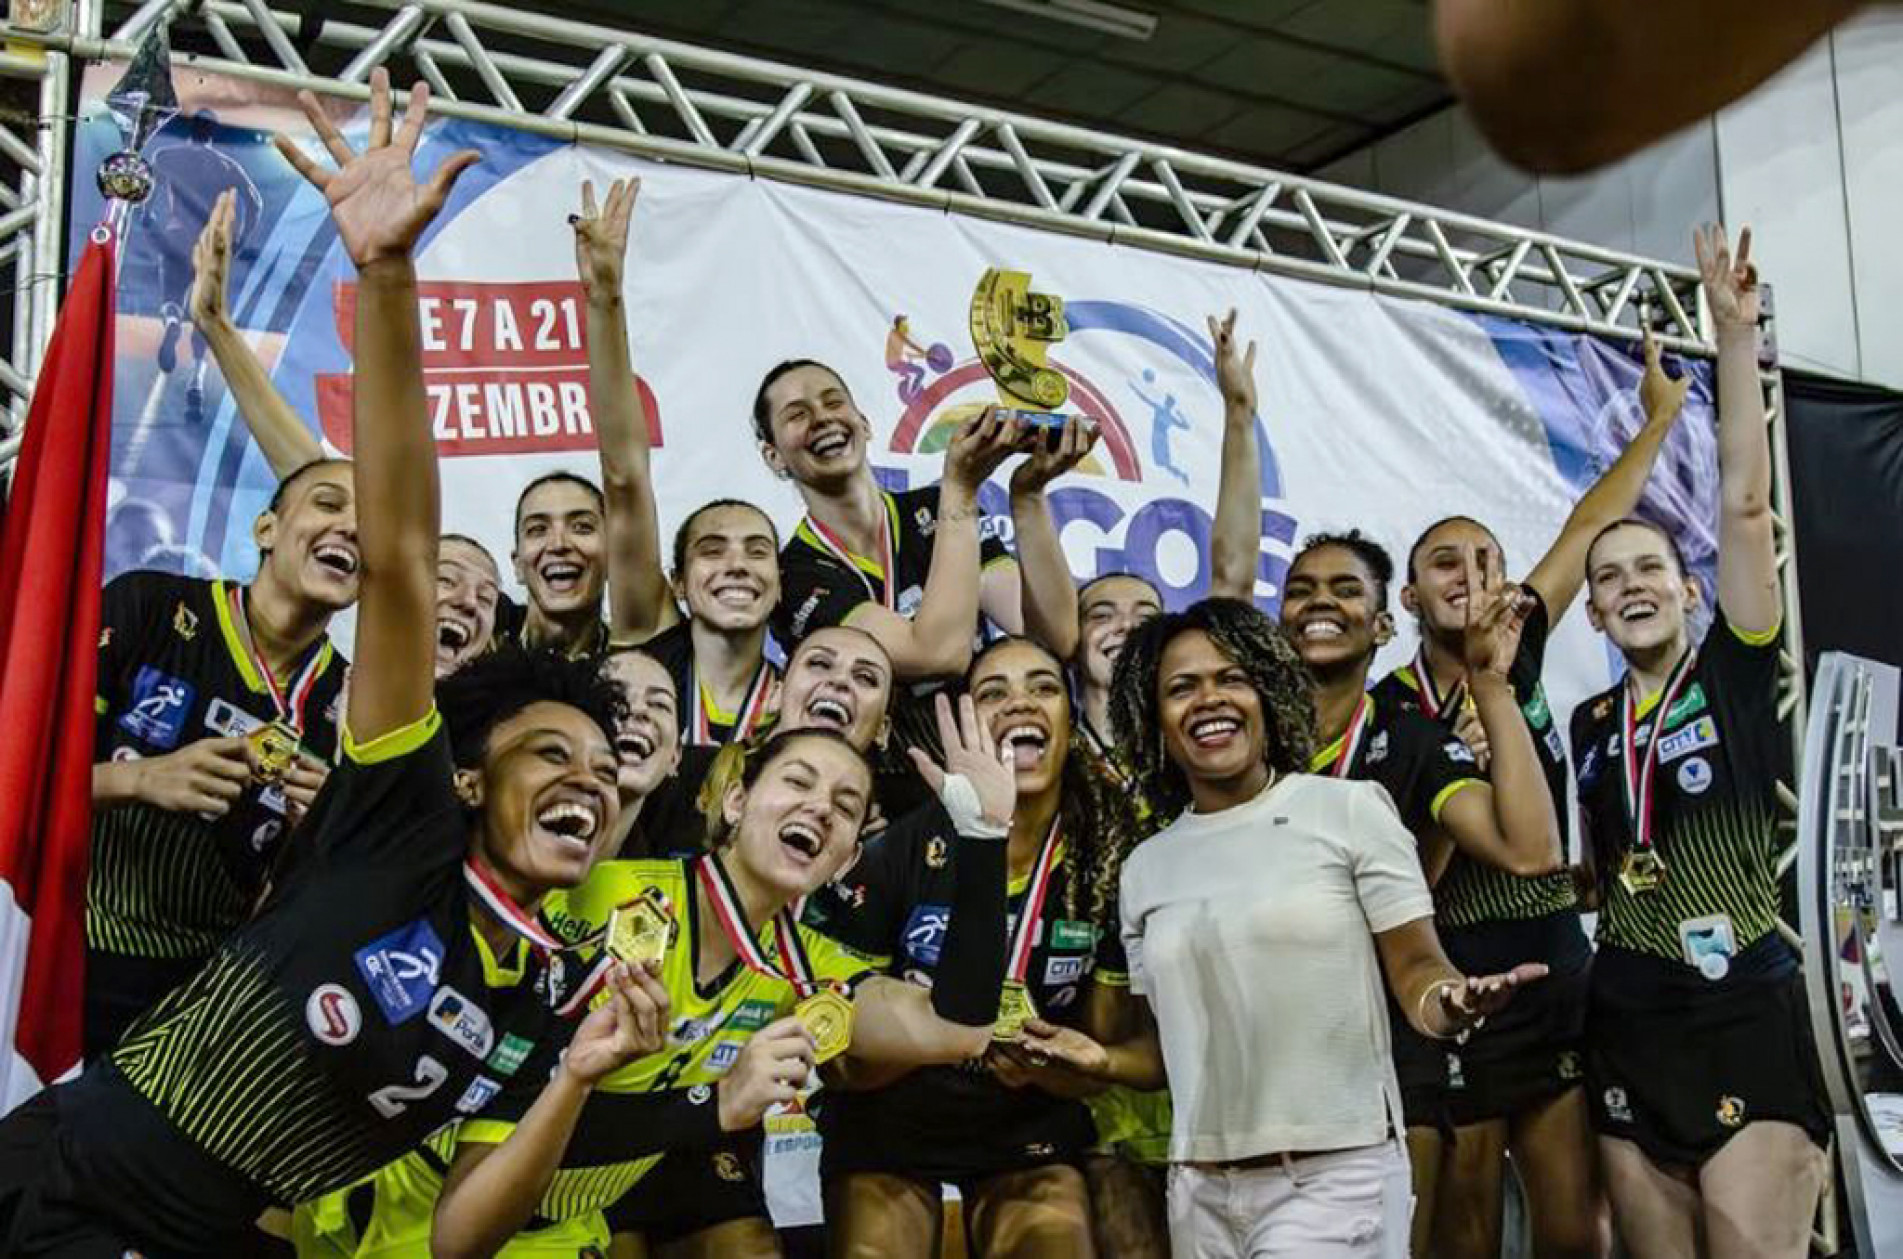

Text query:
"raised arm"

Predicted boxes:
[[274, 71, 477, 743], [1006, 417, 1097, 659], [1697, 224, 1780, 636], [573, 178, 678, 646], [1523, 330, 1692, 619], [847, 411, 1020, 677], [189, 188, 325, 478], [1208, 309, 1262, 602]]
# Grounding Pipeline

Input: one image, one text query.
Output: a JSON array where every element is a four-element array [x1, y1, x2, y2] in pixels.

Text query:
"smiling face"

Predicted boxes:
[[1280, 544, 1388, 676], [1077, 575, 1163, 692], [1157, 629, 1268, 800], [464, 701, 623, 898], [758, 365, 871, 489], [601, 651, 682, 804], [1403, 518, 1498, 641], [513, 479, 606, 621], [722, 734, 871, 901], [675, 504, 780, 633], [435, 538, 501, 677], [969, 640, 1072, 800], [254, 462, 360, 612], [1585, 522, 1697, 657], [777, 626, 893, 750]]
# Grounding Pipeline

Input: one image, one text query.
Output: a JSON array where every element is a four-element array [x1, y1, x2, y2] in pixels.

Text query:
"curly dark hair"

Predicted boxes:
[[1294, 530, 1395, 610], [704, 728, 873, 849], [968, 637, 1150, 942], [1108, 597, 1316, 817], [436, 646, 626, 769]]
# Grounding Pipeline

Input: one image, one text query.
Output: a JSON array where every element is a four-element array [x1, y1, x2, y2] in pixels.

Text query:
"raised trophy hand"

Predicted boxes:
[[572, 177, 640, 302], [1207, 307, 1258, 413], [1009, 416, 1099, 496], [1693, 223, 1759, 332], [908, 692, 1015, 833], [188, 188, 238, 328], [273, 68, 479, 269], [1637, 328, 1691, 426], [1459, 545, 1530, 682]]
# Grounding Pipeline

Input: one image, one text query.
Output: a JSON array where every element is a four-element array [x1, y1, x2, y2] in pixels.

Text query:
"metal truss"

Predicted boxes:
[[3, 0, 1807, 784], [0, 40, 72, 449]]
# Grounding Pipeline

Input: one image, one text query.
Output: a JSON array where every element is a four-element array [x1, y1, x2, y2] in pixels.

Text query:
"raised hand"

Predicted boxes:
[[273, 68, 479, 269], [188, 188, 238, 328], [571, 177, 639, 304], [945, 406, 1026, 494], [1008, 416, 1099, 497], [908, 692, 1015, 832], [1637, 328, 1692, 425], [1694, 223, 1759, 332], [1459, 545, 1531, 682], [562, 962, 673, 1085], [1208, 307, 1258, 413]]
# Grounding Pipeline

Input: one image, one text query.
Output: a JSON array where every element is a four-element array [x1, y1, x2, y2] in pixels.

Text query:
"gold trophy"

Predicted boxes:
[[248, 722, 301, 783], [607, 889, 675, 969], [796, 987, 855, 1064], [970, 268, 1072, 432]]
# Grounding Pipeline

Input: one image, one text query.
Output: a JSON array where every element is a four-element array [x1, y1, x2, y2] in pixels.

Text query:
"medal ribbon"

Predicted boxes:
[[1326, 693, 1372, 779], [696, 853, 810, 991], [1619, 647, 1699, 853], [801, 495, 899, 612], [1005, 818, 1064, 986], [690, 659, 776, 747], [228, 583, 329, 735], [1411, 645, 1466, 722], [463, 858, 569, 955]]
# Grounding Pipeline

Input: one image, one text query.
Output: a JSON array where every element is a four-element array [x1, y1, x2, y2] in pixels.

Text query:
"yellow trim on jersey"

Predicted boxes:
[[211, 579, 266, 693], [699, 680, 735, 726], [1393, 665, 1422, 693], [793, 492, 902, 585], [345, 708, 443, 765], [1730, 619, 1781, 647], [1429, 778, 1482, 823], [471, 922, 528, 986], [981, 552, 1018, 574], [94, 695, 108, 715], [1007, 840, 1068, 897]]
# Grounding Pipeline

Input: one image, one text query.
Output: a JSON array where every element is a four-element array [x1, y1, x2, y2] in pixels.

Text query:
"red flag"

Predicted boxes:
[[0, 232, 116, 1110]]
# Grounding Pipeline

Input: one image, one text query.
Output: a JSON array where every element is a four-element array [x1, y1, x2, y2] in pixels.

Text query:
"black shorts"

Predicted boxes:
[[1387, 997, 1450, 1135], [1586, 936, 1831, 1168], [603, 1139, 769, 1244], [819, 1071, 1093, 1184], [1443, 911, 1591, 1126]]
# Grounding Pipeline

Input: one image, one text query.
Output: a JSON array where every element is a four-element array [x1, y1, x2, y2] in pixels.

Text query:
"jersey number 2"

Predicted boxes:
[[369, 1055, 449, 1118]]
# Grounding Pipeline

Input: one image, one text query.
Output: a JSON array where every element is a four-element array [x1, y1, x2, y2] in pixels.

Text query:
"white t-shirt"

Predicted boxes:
[[1120, 773, 1433, 1162]]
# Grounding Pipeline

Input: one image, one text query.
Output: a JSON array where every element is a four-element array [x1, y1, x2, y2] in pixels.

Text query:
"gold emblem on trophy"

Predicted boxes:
[[248, 722, 301, 783], [970, 268, 1071, 429], [796, 986, 855, 1064], [606, 889, 675, 969]]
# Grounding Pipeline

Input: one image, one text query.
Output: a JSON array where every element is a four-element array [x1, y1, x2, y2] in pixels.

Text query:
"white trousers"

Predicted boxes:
[[1165, 1141, 1411, 1258]]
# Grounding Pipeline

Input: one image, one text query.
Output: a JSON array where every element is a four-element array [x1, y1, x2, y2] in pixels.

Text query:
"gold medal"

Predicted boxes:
[[1619, 849, 1667, 895], [992, 980, 1040, 1043], [248, 721, 301, 782], [795, 987, 855, 1065], [606, 890, 673, 968]]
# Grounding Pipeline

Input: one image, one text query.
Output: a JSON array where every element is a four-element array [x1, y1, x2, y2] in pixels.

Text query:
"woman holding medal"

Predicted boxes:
[[427, 711, 1015, 1258], [1569, 225, 1829, 1259]]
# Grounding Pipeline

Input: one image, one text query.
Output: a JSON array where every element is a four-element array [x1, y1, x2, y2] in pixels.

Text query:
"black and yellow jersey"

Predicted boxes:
[[637, 621, 779, 749], [1373, 592, 1576, 927], [53, 715, 577, 1255], [88, 572, 348, 965], [1571, 615, 1789, 963], [1308, 687, 1483, 841]]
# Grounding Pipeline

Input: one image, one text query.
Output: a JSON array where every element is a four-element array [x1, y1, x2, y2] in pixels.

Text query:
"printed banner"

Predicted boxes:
[[69, 64, 1721, 733]]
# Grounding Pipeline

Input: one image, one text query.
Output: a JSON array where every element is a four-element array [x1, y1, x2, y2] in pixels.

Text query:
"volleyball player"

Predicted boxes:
[[0, 72, 682, 1257], [188, 187, 503, 680], [1571, 225, 1828, 1258], [1021, 597, 1543, 1258], [1383, 334, 1690, 1259], [1279, 530, 1564, 1253]]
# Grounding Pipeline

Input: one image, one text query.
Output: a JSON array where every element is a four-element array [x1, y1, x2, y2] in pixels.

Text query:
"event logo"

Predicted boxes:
[[313, 280, 663, 459], [877, 298, 1297, 611]]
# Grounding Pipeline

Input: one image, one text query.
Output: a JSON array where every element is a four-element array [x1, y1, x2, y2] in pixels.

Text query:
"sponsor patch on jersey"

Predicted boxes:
[[306, 983, 362, 1046], [708, 1041, 741, 1071], [1666, 683, 1708, 727], [428, 986, 496, 1060], [487, 1033, 534, 1078], [728, 999, 777, 1033], [203, 697, 264, 738], [455, 1076, 503, 1115], [670, 1016, 714, 1046], [1366, 730, 1390, 764], [1676, 757, 1714, 795], [903, 904, 951, 967], [1049, 920, 1096, 951], [1044, 955, 1088, 986], [172, 601, 199, 641], [1543, 726, 1567, 765], [354, 920, 446, 1024], [1521, 686, 1552, 729], [119, 666, 195, 748], [1443, 739, 1477, 765], [251, 819, 283, 854], [1658, 716, 1719, 764], [897, 585, 925, 618], [1047, 984, 1079, 1010]]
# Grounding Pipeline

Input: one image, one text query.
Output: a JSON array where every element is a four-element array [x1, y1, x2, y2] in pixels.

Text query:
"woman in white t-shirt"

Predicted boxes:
[[1024, 597, 1543, 1258]]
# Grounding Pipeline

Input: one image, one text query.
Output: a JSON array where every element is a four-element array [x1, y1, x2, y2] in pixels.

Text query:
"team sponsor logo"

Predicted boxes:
[[708, 1041, 741, 1071], [1557, 1050, 1583, 1082], [1591, 695, 1615, 722], [172, 601, 199, 640], [1603, 1087, 1633, 1124], [689, 1084, 713, 1106], [1446, 1052, 1466, 1090], [98, 626, 112, 649], [1521, 686, 1552, 729], [306, 984, 362, 1046], [897, 585, 924, 618], [1666, 684, 1708, 727], [1444, 739, 1477, 765], [1658, 716, 1719, 764], [1577, 745, 1601, 783], [1050, 920, 1096, 950], [1716, 1095, 1746, 1128], [455, 1076, 503, 1115], [670, 1017, 714, 1046], [119, 666, 195, 748], [728, 999, 778, 1033], [251, 820, 283, 853], [789, 589, 825, 639], [903, 905, 951, 967], [428, 986, 496, 1060], [1366, 731, 1390, 764], [354, 920, 446, 1024], [712, 1152, 746, 1183], [487, 1033, 534, 1078], [203, 697, 264, 738], [1047, 984, 1079, 1010], [1676, 757, 1714, 795], [1543, 726, 1567, 765], [915, 506, 934, 535], [924, 837, 949, 870], [1045, 955, 1088, 986]]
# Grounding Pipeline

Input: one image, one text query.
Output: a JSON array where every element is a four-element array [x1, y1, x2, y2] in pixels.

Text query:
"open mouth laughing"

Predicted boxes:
[[534, 794, 602, 853]]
